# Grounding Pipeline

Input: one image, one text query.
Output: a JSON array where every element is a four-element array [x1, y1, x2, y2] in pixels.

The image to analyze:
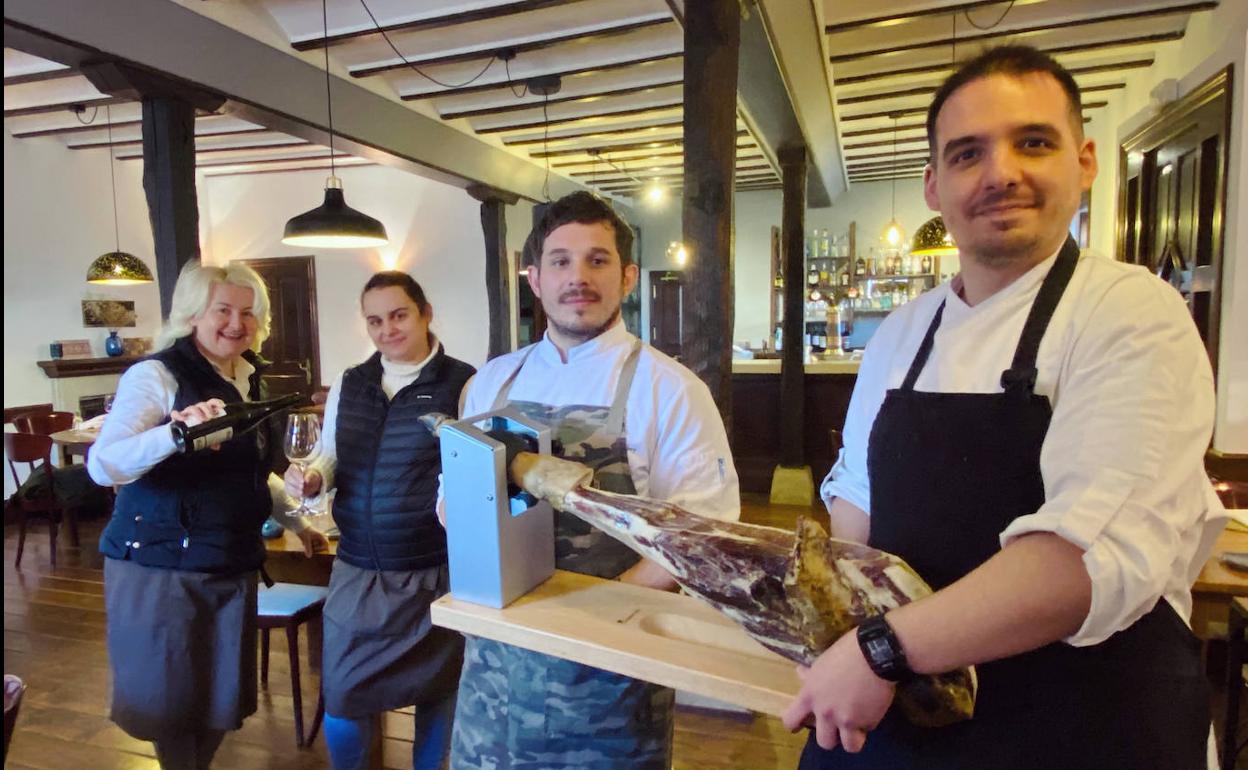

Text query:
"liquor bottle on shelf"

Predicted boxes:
[[921, 254, 933, 274], [856, 255, 867, 275], [821, 229, 832, 258], [170, 393, 304, 454], [839, 269, 850, 287], [819, 268, 830, 284], [807, 265, 819, 286]]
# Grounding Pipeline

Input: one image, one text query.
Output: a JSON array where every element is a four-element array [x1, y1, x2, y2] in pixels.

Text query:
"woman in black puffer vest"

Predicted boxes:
[[90, 261, 317, 769], [284, 271, 474, 770]]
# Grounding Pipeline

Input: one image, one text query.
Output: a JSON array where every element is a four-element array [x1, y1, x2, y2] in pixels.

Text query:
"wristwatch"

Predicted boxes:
[[856, 615, 914, 683]]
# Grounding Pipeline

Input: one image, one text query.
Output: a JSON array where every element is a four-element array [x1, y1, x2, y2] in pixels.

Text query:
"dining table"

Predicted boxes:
[[47, 426, 99, 466]]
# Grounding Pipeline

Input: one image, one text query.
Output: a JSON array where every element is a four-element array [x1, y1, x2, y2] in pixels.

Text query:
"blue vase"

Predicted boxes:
[[105, 331, 124, 357]]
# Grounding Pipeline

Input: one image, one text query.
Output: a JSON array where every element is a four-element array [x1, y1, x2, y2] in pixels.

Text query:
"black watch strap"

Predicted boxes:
[[856, 615, 914, 683]]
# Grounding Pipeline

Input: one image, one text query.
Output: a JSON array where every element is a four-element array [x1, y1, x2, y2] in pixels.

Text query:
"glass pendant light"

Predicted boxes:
[[87, 105, 155, 285], [911, 216, 958, 256], [282, 0, 388, 249], [879, 114, 905, 248]]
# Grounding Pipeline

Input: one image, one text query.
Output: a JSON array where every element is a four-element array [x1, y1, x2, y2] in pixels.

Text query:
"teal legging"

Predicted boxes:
[[324, 694, 456, 770]]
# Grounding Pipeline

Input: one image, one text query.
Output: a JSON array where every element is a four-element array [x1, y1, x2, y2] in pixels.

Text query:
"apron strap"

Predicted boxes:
[[900, 302, 946, 391], [999, 236, 1081, 395], [604, 340, 644, 436], [490, 345, 538, 410]]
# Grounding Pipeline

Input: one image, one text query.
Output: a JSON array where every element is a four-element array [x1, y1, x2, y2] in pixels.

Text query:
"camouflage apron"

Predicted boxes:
[[450, 340, 676, 770]]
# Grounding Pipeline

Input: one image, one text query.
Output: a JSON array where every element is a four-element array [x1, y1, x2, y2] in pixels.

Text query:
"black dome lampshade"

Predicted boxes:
[[282, 176, 388, 248], [87, 251, 155, 285], [910, 216, 959, 257], [282, 0, 388, 250]]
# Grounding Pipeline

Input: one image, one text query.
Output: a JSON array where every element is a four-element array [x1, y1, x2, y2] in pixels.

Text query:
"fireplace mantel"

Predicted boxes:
[[37, 357, 140, 379]]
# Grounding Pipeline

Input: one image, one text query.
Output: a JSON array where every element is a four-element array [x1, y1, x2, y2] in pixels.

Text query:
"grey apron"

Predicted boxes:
[[321, 561, 464, 718], [451, 340, 676, 770], [104, 558, 258, 740]]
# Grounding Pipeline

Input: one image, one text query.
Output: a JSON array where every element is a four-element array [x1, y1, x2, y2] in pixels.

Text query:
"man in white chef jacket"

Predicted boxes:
[[784, 45, 1225, 770]]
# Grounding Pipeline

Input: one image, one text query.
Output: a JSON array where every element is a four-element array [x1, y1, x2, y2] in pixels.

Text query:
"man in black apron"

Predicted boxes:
[[783, 45, 1222, 769]]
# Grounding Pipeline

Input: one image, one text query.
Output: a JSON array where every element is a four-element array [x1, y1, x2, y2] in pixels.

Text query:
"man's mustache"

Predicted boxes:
[[559, 290, 602, 303], [972, 190, 1039, 214]]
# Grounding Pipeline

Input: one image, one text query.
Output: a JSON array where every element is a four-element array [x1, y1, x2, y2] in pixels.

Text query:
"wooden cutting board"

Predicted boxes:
[[430, 569, 801, 716]]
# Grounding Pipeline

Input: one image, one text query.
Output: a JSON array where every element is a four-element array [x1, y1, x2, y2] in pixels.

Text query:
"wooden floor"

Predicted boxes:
[[2, 496, 815, 769]]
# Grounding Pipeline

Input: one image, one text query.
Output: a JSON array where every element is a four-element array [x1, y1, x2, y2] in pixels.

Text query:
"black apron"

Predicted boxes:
[[800, 238, 1209, 770]]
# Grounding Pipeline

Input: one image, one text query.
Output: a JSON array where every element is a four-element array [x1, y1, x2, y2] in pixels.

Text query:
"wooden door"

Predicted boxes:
[[650, 271, 683, 359], [1118, 68, 1231, 369], [235, 257, 322, 397]]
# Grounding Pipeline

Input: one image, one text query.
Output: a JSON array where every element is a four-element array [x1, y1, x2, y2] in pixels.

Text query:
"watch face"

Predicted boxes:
[[865, 636, 891, 664]]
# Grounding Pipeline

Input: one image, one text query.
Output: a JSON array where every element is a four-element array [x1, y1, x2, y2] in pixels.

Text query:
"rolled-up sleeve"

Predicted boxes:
[[87, 361, 179, 486], [819, 345, 892, 515], [1000, 276, 1221, 646]]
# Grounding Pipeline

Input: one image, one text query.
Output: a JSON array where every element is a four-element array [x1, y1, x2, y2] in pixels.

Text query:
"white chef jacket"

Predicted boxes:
[[460, 320, 740, 522], [820, 249, 1226, 646], [87, 354, 310, 532]]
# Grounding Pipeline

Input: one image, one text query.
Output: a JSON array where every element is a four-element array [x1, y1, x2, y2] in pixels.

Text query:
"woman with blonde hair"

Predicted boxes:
[[88, 260, 320, 769]]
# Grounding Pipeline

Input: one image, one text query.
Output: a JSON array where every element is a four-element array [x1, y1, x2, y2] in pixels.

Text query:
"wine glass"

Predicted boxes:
[[284, 413, 321, 517]]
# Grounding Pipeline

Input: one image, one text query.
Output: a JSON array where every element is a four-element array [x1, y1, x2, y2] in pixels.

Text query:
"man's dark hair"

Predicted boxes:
[[361, 270, 430, 314], [926, 45, 1084, 159], [523, 191, 635, 270]]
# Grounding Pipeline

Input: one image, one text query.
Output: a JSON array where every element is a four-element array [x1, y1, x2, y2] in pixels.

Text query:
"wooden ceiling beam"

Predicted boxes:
[[292, 0, 584, 51], [194, 151, 352, 168], [838, 41, 1168, 87], [440, 79, 682, 121], [575, 162, 772, 182], [530, 134, 751, 158], [3, 95, 128, 118], [351, 17, 674, 79], [400, 52, 681, 101], [839, 79, 1126, 106], [68, 127, 273, 149], [503, 117, 684, 145], [3, 67, 76, 86], [843, 100, 1106, 122], [475, 99, 683, 134], [202, 161, 377, 178], [829, 3, 1213, 64], [826, 0, 1033, 34], [116, 139, 312, 159]]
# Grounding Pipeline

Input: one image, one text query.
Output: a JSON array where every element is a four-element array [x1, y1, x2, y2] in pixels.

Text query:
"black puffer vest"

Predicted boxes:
[[101, 335, 278, 573], [332, 346, 474, 572]]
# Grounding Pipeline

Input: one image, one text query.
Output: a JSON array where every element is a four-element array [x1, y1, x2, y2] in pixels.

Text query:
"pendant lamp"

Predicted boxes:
[[910, 216, 958, 256], [907, 15, 960, 260], [282, 0, 388, 248], [87, 105, 155, 285], [880, 114, 905, 248]]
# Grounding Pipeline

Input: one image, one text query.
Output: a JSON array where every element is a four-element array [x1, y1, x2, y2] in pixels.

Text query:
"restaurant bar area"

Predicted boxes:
[[4, 1, 1248, 769]]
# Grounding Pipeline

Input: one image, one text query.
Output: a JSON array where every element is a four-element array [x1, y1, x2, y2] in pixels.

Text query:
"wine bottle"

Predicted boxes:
[[171, 393, 305, 453]]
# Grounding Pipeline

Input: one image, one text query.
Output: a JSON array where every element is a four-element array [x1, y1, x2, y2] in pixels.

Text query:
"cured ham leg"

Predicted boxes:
[[509, 453, 977, 727]]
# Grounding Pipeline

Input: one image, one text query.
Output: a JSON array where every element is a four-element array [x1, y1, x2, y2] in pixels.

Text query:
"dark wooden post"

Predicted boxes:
[[142, 96, 200, 316], [680, 0, 740, 428], [80, 63, 222, 317], [468, 184, 520, 360], [778, 145, 808, 468]]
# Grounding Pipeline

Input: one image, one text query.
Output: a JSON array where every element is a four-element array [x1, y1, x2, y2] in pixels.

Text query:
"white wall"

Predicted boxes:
[[3, 129, 163, 495], [199, 164, 497, 379], [1082, 1, 1248, 452]]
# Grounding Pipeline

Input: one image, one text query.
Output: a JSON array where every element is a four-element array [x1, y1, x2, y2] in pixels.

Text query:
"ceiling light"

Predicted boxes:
[[911, 216, 958, 256], [87, 104, 154, 286], [282, 0, 388, 249]]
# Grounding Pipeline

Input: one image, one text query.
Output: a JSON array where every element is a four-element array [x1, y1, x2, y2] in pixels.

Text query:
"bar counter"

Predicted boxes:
[[730, 353, 860, 493]]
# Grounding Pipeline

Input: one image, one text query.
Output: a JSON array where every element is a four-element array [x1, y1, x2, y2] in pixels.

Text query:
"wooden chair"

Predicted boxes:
[[258, 583, 328, 747], [4, 433, 62, 569], [13, 411, 75, 436], [3, 674, 25, 765], [2, 403, 52, 426]]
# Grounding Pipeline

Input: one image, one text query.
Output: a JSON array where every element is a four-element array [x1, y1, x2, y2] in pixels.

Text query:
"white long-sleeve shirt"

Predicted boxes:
[[820, 249, 1226, 647], [459, 321, 740, 522], [86, 355, 309, 532]]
